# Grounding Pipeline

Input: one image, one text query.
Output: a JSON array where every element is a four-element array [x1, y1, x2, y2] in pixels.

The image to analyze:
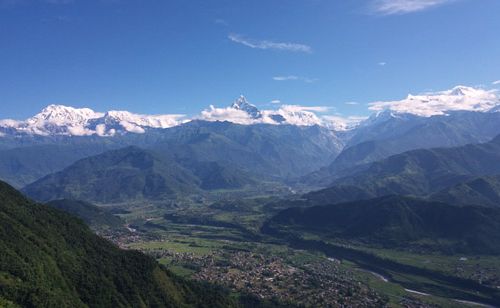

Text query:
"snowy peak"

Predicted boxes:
[[198, 96, 365, 130], [200, 96, 331, 127], [3, 85, 497, 137], [369, 86, 500, 117], [230, 95, 262, 119], [0, 105, 185, 137], [27, 105, 103, 125], [269, 105, 323, 126], [103, 110, 184, 128]]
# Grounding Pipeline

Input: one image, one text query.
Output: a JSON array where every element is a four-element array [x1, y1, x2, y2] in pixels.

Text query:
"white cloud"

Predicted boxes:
[[378, 62, 387, 66], [273, 75, 317, 83], [369, 86, 500, 117], [371, 0, 454, 15], [214, 19, 228, 26], [95, 124, 107, 136], [493, 80, 500, 85], [345, 101, 359, 105], [228, 33, 312, 53], [273, 75, 299, 81], [199, 103, 333, 127], [0, 119, 21, 127], [199, 105, 260, 125], [270, 100, 282, 104], [66, 126, 95, 136], [118, 121, 146, 134]]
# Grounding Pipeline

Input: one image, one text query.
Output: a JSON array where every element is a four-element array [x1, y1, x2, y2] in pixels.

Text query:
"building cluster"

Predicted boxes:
[[145, 248, 386, 307]]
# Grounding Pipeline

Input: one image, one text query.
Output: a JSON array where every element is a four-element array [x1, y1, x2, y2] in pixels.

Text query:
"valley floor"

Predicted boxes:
[[97, 197, 500, 308]]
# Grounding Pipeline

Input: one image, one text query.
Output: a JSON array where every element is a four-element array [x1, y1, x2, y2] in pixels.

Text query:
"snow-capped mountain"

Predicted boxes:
[[88, 110, 186, 136], [369, 85, 500, 117], [200, 96, 358, 129], [230, 96, 262, 119], [0, 105, 104, 136], [0, 105, 185, 137], [2, 85, 499, 137]]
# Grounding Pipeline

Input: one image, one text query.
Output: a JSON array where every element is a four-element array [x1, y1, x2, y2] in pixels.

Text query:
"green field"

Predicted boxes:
[[108, 196, 500, 307]]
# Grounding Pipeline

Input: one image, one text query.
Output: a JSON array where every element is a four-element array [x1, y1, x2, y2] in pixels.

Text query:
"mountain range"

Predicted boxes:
[[3, 86, 500, 201], [304, 110, 500, 186], [305, 135, 500, 207], [0, 119, 342, 189], [2, 86, 498, 139], [0, 96, 352, 137]]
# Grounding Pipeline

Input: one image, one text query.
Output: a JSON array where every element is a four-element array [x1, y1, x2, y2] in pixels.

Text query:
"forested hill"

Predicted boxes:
[[0, 180, 243, 307], [265, 195, 500, 254]]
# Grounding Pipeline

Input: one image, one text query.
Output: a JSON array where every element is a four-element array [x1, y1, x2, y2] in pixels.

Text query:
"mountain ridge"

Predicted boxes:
[[304, 135, 500, 205]]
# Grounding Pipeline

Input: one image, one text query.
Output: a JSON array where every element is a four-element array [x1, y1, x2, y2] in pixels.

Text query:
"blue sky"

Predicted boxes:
[[1, 0, 500, 119]]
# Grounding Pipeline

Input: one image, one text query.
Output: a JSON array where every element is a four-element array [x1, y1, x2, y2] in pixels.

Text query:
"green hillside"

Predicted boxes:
[[429, 175, 500, 207], [22, 145, 264, 203], [47, 199, 124, 230], [0, 180, 243, 307], [22, 146, 202, 203], [306, 135, 500, 204], [266, 195, 500, 254]]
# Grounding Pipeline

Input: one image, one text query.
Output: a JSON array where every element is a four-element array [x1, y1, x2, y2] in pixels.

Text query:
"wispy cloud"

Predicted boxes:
[[345, 101, 359, 105], [371, 0, 454, 15], [273, 75, 317, 83], [228, 33, 312, 53], [270, 99, 282, 104], [273, 75, 299, 81], [378, 62, 387, 66], [215, 19, 228, 26], [493, 80, 500, 85]]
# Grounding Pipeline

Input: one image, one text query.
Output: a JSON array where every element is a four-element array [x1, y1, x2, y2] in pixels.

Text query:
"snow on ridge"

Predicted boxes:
[[2, 85, 497, 137], [0, 105, 186, 137], [104, 110, 186, 128], [199, 96, 359, 129], [369, 86, 500, 117]]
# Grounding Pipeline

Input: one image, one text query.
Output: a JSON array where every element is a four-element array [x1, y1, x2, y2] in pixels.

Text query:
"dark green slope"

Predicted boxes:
[[22, 146, 259, 203], [47, 199, 124, 230], [430, 175, 500, 207], [307, 135, 500, 204], [0, 181, 238, 307], [22, 146, 201, 203], [266, 195, 500, 254], [188, 161, 255, 190]]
